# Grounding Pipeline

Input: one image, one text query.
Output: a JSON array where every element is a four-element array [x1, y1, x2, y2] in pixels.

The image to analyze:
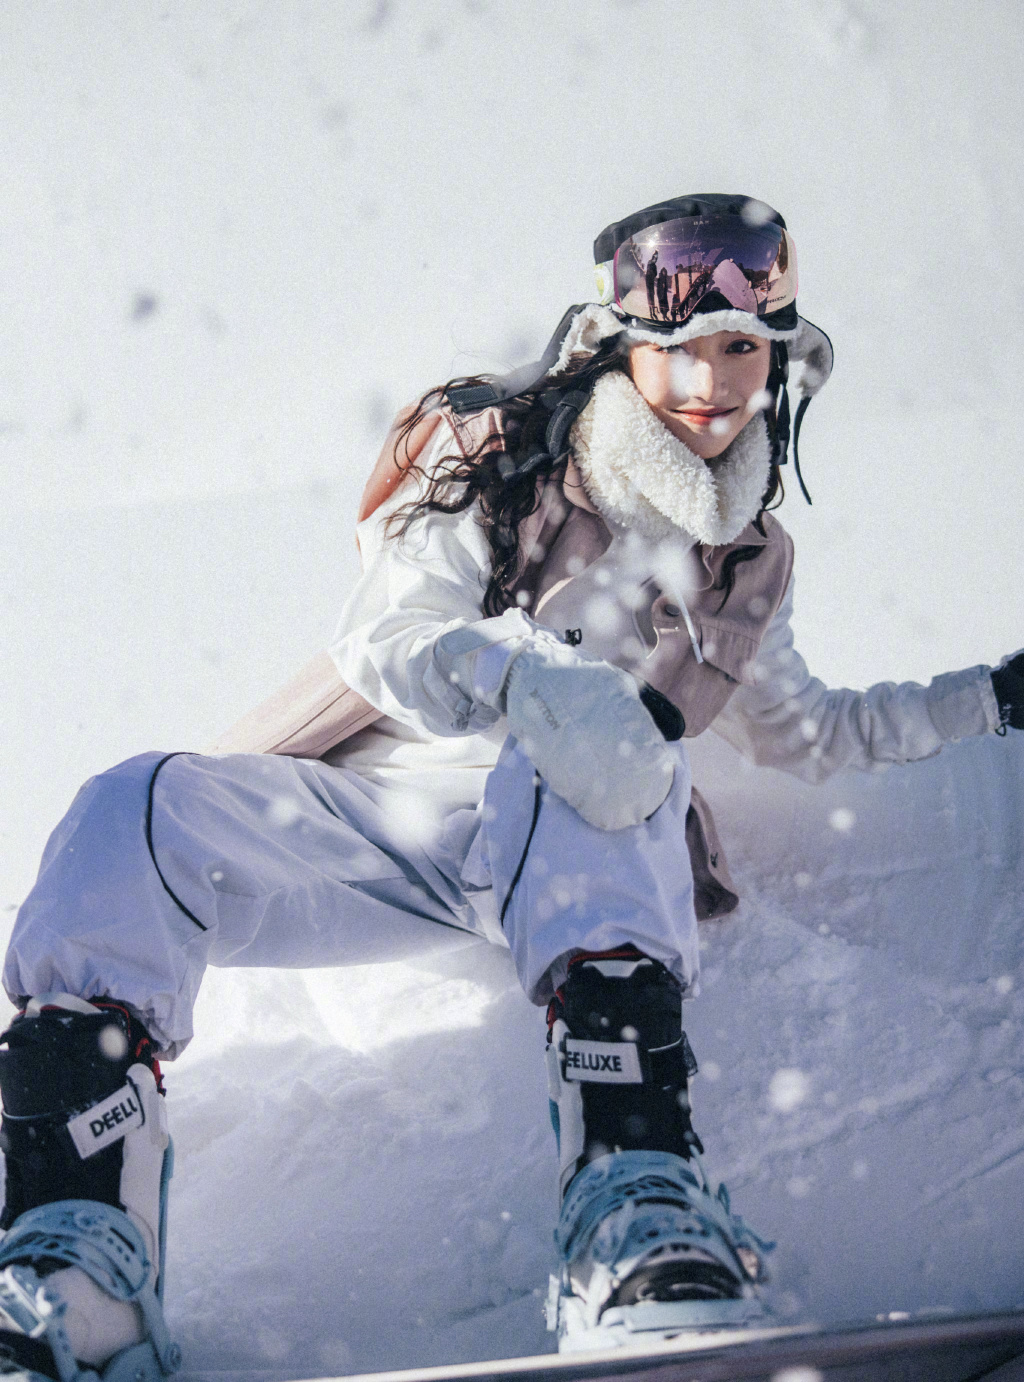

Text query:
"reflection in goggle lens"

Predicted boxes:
[[613, 216, 797, 326]]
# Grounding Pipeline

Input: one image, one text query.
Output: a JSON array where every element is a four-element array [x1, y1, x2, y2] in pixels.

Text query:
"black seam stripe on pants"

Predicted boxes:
[[146, 753, 208, 932]]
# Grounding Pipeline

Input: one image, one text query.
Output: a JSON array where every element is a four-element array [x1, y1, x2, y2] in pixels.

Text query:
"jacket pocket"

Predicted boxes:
[[692, 619, 762, 688]]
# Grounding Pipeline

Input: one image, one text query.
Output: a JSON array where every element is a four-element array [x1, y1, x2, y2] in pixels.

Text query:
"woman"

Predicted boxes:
[[0, 194, 1021, 1374]]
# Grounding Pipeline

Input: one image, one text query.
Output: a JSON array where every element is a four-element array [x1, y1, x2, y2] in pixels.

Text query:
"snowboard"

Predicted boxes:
[[279, 1307, 1024, 1382]]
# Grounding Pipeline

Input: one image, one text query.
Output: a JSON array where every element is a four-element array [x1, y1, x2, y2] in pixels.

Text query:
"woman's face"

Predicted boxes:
[[628, 331, 772, 458]]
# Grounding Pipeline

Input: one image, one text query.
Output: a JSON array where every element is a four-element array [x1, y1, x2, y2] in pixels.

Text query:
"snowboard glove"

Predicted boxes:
[[502, 639, 675, 831], [433, 612, 676, 831], [991, 650, 1024, 732]]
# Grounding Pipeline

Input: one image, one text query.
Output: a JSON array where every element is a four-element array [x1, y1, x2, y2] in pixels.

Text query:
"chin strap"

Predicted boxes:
[[527, 388, 594, 473], [769, 341, 813, 505], [791, 394, 813, 504]]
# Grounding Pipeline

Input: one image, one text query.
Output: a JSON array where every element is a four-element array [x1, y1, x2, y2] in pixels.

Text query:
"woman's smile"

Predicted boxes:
[[628, 331, 771, 456], [672, 404, 737, 429]]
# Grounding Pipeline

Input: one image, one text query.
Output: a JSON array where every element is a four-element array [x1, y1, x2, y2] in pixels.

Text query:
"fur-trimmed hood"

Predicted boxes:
[[551, 302, 833, 403], [569, 369, 771, 547]]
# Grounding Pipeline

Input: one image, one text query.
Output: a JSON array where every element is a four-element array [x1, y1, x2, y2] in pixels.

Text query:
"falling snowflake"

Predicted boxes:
[[769, 1068, 810, 1112]]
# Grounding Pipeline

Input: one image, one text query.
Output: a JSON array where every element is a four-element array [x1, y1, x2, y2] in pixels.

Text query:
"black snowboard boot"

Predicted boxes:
[[0, 995, 180, 1380], [544, 949, 771, 1350]]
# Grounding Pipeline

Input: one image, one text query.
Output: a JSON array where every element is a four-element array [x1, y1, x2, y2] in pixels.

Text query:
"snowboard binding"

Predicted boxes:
[[545, 951, 772, 1350], [0, 997, 180, 1381], [547, 1150, 771, 1350], [0, 1199, 179, 1382]]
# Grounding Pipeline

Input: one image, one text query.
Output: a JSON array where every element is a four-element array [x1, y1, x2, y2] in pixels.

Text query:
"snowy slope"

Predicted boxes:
[[2, 2, 1024, 1377]]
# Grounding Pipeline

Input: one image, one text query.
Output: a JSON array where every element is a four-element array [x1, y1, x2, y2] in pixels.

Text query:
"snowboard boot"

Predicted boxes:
[[0, 995, 180, 1381], [544, 950, 772, 1351]]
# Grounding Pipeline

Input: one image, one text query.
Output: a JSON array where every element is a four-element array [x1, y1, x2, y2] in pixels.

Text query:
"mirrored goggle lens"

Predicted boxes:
[[612, 215, 798, 326]]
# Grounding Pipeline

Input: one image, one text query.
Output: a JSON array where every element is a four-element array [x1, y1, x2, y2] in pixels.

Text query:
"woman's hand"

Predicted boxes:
[[502, 640, 675, 831], [430, 611, 675, 827], [992, 651, 1024, 731]]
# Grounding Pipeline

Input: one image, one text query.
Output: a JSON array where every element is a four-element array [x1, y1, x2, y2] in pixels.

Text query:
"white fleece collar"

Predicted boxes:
[[569, 369, 771, 546]]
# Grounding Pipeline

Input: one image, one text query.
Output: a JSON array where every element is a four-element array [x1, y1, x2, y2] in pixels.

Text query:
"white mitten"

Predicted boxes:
[[503, 639, 674, 830], [431, 612, 674, 829]]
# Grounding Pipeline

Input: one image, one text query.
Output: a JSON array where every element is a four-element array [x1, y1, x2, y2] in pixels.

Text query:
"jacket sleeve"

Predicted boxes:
[[710, 574, 1002, 781], [329, 422, 536, 738]]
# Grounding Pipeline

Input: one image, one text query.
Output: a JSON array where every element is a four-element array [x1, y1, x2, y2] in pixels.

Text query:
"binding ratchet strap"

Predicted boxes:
[[555, 1150, 774, 1286], [0, 1201, 182, 1379]]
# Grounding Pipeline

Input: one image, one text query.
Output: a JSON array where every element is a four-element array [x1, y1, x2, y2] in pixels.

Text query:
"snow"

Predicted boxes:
[[1, 1, 1024, 1377]]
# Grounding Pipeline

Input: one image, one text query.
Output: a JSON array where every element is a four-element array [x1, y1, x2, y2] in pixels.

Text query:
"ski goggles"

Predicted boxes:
[[594, 214, 798, 328]]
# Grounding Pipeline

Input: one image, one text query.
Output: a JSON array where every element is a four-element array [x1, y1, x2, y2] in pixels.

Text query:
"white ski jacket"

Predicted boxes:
[[209, 375, 1002, 920], [333, 492, 997, 787]]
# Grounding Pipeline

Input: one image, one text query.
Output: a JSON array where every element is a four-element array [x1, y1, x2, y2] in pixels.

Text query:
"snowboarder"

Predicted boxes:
[[1, 193, 1022, 1376]]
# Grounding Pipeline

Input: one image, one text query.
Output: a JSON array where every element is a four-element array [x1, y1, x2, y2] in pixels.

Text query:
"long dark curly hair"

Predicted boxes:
[[386, 334, 789, 617]]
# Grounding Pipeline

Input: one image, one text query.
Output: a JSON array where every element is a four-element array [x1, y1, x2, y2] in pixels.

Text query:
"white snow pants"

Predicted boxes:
[[4, 739, 700, 1058]]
